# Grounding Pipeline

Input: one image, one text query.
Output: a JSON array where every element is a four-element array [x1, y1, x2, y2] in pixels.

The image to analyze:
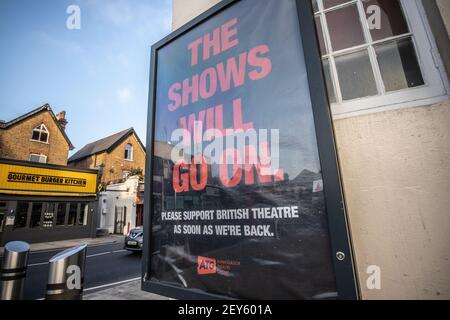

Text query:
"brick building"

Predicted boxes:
[[68, 128, 146, 185], [0, 105, 99, 245], [0, 104, 74, 165]]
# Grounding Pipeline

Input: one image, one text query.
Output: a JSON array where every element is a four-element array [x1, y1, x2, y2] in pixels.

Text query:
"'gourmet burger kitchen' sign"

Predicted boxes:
[[143, 0, 358, 300]]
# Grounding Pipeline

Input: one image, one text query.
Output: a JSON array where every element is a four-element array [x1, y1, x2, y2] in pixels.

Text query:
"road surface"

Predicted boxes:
[[1, 240, 142, 300]]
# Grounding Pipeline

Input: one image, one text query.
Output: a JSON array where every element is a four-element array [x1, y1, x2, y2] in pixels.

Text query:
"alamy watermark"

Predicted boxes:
[[66, 5, 81, 30], [170, 123, 281, 176], [66, 265, 82, 290], [366, 265, 381, 290]]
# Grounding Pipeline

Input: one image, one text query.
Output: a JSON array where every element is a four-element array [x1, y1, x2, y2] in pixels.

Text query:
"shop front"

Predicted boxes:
[[0, 158, 99, 246]]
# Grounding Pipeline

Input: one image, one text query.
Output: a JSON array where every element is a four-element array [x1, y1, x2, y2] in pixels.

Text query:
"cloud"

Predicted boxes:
[[107, 51, 131, 68], [85, 0, 172, 41], [99, 0, 134, 26], [117, 86, 132, 103], [34, 30, 102, 77], [37, 31, 84, 57]]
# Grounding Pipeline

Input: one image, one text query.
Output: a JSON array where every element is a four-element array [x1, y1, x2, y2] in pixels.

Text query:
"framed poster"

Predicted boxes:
[[143, 0, 359, 300]]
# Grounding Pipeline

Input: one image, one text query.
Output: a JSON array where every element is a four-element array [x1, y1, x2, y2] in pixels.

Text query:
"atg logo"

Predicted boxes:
[[197, 256, 216, 275]]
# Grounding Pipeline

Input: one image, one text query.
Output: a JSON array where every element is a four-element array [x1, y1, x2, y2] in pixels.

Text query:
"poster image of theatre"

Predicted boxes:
[[146, 0, 354, 299]]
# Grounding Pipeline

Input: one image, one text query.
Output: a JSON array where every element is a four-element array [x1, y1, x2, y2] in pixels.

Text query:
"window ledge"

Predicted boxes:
[[332, 94, 449, 119], [30, 139, 49, 145]]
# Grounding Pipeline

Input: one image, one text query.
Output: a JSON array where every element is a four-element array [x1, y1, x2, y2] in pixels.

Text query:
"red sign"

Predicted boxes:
[[197, 256, 217, 275]]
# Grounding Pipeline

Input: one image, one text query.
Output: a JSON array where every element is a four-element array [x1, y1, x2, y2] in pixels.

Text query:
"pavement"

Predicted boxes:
[[0, 239, 144, 299], [0, 235, 171, 300], [83, 279, 171, 300], [0, 234, 123, 256]]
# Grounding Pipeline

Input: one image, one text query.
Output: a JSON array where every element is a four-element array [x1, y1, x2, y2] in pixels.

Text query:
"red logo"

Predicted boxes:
[[197, 256, 216, 275]]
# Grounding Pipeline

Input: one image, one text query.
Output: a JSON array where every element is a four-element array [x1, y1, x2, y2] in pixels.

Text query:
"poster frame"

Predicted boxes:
[[142, 0, 359, 300]]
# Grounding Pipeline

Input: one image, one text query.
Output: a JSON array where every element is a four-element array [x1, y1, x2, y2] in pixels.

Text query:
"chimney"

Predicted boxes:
[[56, 111, 68, 130]]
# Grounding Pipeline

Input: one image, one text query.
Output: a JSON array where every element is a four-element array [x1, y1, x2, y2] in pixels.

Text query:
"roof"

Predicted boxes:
[[0, 104, 74, 150], [68, 128, 146, 163], [0, 157, 98, 174]]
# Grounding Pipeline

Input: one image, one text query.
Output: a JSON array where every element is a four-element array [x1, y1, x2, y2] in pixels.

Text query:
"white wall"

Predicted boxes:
[[172, 0, 220, 30], [334, 101, 450, 299], [437, 0, 450, 34], [98, 176, 140, 234]]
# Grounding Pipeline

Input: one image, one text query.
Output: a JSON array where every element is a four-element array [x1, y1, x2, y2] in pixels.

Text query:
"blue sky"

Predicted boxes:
[[0, 0, 172, 155]]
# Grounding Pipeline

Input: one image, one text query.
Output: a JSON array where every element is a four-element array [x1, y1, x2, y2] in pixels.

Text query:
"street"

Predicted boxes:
[[1, 241, 142, 300]]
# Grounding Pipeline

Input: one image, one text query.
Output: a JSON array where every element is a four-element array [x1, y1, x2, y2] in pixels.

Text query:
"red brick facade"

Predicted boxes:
[[0, 105, 73, 166]]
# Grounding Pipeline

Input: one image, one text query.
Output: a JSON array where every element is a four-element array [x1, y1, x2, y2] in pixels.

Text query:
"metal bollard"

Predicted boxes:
[[45, 244, 87, 300], [1, 241, 30, 300]]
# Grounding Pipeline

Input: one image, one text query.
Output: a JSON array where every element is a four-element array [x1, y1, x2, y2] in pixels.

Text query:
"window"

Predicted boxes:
[[79, 203, 89, 225], [124, 144, 133, 160], [29, 153, 47, 164], [313, 0, 448, 117], [68, 203, 78, 226], [56, 203, 67, 226], [31, 124, 49, 143], [43, 203, 56, 228], [29, 202, 43, 228], [14, 202, 29, 229]]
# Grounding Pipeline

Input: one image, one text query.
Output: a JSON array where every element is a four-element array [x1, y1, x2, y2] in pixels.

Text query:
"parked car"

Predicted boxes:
[[124, 227, 143, 252]]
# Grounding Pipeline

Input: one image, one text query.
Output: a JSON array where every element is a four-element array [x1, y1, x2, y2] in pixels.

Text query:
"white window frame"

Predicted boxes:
[[314, 0, 449, 119], [31, 123, 50, 143], [124, 144, 133, 161], [29, 153, 47, 164]]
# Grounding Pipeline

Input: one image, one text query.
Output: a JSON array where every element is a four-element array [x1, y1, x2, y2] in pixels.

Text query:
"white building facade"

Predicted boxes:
[[98, 176, 144, 235]]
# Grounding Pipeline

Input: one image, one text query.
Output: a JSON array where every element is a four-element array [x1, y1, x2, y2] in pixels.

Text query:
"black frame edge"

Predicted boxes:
[[296, 0, 359, 299]]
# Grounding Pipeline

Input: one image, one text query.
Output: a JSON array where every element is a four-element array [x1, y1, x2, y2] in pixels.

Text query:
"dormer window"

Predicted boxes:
[[31, 124, 49, 143], [124, 143, 133, 161]]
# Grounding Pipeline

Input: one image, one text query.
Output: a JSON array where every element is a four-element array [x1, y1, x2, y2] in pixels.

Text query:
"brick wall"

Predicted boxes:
[[69, 133, 145, 185], [101, 134, 146, 184], [0, 111, 70, 165], [69, 153, 105, 170]]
